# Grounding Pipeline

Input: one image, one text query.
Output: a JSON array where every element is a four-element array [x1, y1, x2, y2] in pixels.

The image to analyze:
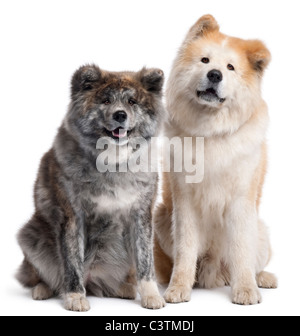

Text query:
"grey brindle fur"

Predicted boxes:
[[17, 65, 166, 311]]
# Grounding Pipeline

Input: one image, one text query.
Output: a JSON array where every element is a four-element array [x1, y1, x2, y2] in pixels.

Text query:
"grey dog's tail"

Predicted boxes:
[[16, 258, 40, 288]]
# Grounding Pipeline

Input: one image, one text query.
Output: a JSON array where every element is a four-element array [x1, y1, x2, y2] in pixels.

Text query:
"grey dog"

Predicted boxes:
[[16, 65, 166, 311]]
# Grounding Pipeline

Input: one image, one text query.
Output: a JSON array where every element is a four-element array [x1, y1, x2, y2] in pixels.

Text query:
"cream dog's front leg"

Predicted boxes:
[[164, 181, 200, 303], [226, 199, 262, 305]]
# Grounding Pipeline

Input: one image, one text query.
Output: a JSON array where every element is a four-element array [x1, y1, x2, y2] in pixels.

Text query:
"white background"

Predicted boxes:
[[0, 0, 299, 317]]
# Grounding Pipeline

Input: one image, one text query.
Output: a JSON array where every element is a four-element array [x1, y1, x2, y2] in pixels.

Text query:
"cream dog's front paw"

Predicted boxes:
[[164, 285, 192, 303], [232, 286, 262, 305]]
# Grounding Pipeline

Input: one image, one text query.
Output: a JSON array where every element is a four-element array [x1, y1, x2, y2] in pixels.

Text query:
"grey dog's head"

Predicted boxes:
[[66, 65, 164, 148]]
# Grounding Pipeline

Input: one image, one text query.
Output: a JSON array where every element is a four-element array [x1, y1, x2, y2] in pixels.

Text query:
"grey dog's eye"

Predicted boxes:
[[201, 57, 210, 64], [128, 99, 137, 106], [103, 100, 111, 105]]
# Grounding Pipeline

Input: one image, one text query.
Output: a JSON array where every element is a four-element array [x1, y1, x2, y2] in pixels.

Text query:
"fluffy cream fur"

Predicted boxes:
[[154, 15, 277, 305]]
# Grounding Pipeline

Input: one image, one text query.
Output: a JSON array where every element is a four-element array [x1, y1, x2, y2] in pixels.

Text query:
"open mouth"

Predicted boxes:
[[105, 127, 132, 141], [197, 88, 226, 104]]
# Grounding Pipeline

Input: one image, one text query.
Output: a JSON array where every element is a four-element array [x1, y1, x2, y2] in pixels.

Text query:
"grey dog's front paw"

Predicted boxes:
[[142, 295, 166, 310], [64, 293, 90, 312]]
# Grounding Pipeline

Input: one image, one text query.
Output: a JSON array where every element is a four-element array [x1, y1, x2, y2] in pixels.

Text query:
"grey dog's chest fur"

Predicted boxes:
[[86, 181, 140, 264], [56, 135, 157, 270]]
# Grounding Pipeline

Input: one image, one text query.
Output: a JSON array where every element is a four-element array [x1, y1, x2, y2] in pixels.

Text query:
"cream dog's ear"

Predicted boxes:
[[186, 14, 220, 42], [246, 40, 271, 75]]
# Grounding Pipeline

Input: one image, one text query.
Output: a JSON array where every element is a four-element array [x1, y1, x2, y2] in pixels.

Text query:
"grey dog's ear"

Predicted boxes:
[[186, 14, 220, 41], [71, 64, 103, 98], [138, 68, 165, 94]]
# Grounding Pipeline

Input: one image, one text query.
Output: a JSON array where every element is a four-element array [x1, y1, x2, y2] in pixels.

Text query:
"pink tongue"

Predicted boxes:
[[112, 128, 128, 138]]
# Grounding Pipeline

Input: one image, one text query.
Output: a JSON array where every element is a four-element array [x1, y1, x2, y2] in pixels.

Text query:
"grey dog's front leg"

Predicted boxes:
[[133, 209, 166, 310], [60, 218, 90, 312]]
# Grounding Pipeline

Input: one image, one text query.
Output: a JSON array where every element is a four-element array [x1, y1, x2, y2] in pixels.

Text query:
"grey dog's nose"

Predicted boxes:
[[113, 111, 127, 123], [207, 70, 223, 83]]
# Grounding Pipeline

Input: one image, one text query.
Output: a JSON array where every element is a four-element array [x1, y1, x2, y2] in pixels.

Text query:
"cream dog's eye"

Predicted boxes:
[[201, 57, 210, 64], [227, 64, 235, 71]]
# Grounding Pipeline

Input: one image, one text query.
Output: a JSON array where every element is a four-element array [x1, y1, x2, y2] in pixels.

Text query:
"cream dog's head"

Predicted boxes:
[[167, 15, 271, 137]]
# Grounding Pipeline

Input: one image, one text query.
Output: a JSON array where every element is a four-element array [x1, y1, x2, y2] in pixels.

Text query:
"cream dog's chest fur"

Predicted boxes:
[[167, 106, 267, 233]]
